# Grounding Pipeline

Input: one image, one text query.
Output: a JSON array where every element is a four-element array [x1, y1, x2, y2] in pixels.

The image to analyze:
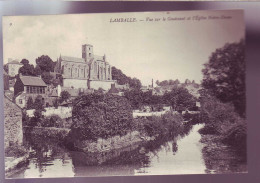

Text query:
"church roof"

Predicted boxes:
[[20, 76, 47, 87], [60, 55, 85, 63]]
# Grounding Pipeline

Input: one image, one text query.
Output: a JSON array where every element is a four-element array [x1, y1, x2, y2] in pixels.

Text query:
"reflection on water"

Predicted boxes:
[[135, 124, 206, 175], [7, 124, 246, 178]]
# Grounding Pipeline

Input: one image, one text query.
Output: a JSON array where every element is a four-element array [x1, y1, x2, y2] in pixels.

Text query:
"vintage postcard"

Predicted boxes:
[[2, 10, 246, 178]]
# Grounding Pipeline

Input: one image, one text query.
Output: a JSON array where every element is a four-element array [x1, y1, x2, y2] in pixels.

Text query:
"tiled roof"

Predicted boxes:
[[60, 56, 85, 63], [20, 76, 47, 87], [7, 60, 23, 65]]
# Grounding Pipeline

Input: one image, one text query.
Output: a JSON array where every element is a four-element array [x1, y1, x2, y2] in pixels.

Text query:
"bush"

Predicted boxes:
[[200, 95, 247, 154], [222, 122, 247, 156], [5, 144, 27, 158], [41, 115, 64, 128], [200, 96, 242, 134], [133, 112, 183, 137], [69, 93, 133, 141]]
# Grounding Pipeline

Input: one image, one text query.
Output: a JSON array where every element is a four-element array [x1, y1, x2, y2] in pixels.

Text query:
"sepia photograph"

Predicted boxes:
[[2, 9, 246, 178]]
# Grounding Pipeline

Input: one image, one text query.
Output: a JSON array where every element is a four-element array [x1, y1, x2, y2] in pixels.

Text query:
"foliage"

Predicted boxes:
[[199, 94, 246, 155], [163, 87, 195, 112], [5, 144, 27, 158], [60, 90, 71, 103], [41, 72, 54, 85], [202, 39, 245, 117], [36, 55, 55, 72], [156, 79, 180, 86], [112, 66, 142, 89], [32, 95, 46, 124], [19, 59, 36, 76], [70, 94, 133, 141], [53, 98, 59, 108], [20, 59, 29, 65], [4, 64, 8, 73], [124, 89, 145, 109], [26, 97, 34, 110], [41, 115, 64, 128], [133, 112, 183, 137]]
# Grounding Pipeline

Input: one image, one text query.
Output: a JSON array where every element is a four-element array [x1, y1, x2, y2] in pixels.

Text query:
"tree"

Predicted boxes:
[[53, 98, 59, 108], [163, 87, 195, 113], [124, 89, 143, 109], [70, 94, 133, 141], [32, 95, 46, 125], [112, 66, 142, 89], [202, 39, 245, 117], [36, 55, 54, 72], [3, 64, 8, 73], [20, 59, 29, 65], [26, 97, 34, 109], [34, 65, 42, 76], [60, 90, 71, 103], [185, 79, 191, 84], [19, 59, 36, 76], [41, 72, 53, 85], [129, 77, 142, 89]]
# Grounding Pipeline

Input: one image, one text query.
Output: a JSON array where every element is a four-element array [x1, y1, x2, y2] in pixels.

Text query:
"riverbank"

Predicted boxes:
[[199, 133, 247, 174]]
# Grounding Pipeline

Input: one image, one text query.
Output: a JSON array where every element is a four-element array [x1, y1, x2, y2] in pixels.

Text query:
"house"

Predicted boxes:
[[14, 74, 47, 108], [4, 96, 23, 148], [6, 58, 23, 77]]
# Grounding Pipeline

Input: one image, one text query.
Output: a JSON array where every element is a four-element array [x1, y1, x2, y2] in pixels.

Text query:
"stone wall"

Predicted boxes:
[[89, 80, 115, 90], [75, 131, 149, 153], [63, 78, 88, 89], [4, 96, 23, 149]]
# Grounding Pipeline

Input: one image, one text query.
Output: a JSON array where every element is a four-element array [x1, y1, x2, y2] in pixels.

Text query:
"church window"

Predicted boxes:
[[43, 88, 45, 94]]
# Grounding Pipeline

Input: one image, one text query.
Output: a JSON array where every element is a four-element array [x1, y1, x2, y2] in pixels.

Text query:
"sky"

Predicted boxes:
[[2, 10, 244, 86]]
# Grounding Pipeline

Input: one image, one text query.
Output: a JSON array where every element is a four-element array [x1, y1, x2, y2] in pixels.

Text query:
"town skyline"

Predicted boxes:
[[3, 10, 244, 86]]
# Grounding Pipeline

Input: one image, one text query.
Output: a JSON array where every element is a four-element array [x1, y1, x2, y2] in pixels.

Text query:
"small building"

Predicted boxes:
[[6, 58, 23, 77], [14, 74, 47, 108], [4, 96, 23, 148]]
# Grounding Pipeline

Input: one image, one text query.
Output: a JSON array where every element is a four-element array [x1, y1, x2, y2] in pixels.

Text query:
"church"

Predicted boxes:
[[55, 44, 115, 90]]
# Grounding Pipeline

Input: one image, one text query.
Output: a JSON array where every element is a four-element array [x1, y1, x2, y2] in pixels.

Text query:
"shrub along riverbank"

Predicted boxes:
[[64, 93, 191, 153], [198, 95, 247, 166]]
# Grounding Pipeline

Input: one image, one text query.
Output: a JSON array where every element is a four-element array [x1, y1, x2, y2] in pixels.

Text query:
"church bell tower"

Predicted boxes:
[[82, 44, 94, 62]]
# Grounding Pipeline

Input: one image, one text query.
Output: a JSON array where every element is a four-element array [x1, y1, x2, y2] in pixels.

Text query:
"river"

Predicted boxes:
[[7, 124, 246, 178]]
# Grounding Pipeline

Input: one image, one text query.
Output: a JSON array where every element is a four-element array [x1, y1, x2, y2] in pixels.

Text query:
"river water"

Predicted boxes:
[[8, 124, 246, 178]]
